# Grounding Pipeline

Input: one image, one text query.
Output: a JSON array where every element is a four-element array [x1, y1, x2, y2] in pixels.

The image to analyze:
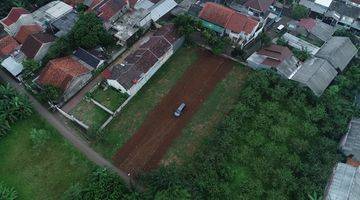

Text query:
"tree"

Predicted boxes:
[[22, 59, 41, 79], [291, 4, 309, 20], [0, 182, 17, 200], [259, 32, 271, 47], [37, 85, 62, 103], [154, 187, 191, 200], [42, 36, 72, 66], [174, 15, 201, 40], [69, 13, 114, 50], [293, 48, 310, 61]]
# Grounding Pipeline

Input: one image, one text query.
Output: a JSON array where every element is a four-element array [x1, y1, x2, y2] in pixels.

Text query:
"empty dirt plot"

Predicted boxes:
[[113, 50, 233, 175]]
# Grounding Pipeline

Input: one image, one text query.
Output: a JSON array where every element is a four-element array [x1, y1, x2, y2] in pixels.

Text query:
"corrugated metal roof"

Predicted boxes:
[[150, 0, 177, 22], [291, 57, 337, 96], [316, 37, 358, 71], [282, 33, 320, 55], [341, 119, 360, 162], [325, 163, 360, 200], [1, 56, 23, 77]]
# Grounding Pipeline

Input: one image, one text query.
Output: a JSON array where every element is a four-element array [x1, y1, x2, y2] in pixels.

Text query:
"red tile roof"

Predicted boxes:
[[0, 36, 20, 58], [153, 24, 181, 44], [21, 33, 55, 59], [14, 24, 43, 44], [97, 0, 126, 21], [244, 0, 275, 12], [298, 18, 316, 30], [199, 2, 259, 34], [38, 56, 90, 90], [258, 44, 293, 67], [63, 0, 84, 6], [1, 8, 30, 26]]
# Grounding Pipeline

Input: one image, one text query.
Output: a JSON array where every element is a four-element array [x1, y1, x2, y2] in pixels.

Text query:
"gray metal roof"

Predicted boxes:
[[325, 163, 360, 200], [51, 11, 78, 37], [277, 55, 300, 79], [316, 37, 358, 71], [310, 20, 335, 41], [341, 119, 360, 162], [291, 57, 337, 96]]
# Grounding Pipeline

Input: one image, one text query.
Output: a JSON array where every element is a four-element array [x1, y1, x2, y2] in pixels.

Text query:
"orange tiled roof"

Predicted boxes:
[[38, 56, 89, 90], [1, 7, 29, 26], [199, 2, 259, 34], [0, 36, 20, 57], [14, 24, 43, 44]]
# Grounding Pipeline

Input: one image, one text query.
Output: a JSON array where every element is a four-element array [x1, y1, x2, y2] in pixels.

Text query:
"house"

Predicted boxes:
[[243, 0, 275, 18], [246, 44, 298, 70], [315, 37, 357, 71], [1, 8, 35, 36], [14, 24, 43, 44], [294, 18, 335, 41], [89, 0, 128, 24], [1, 57, 24, 78], [299, 0, 332, 16], [290, 57, 337, 96], [20, 33, 56, 61], [106, 24, 184, 95], [73, 47, 105, 69], [340, 118, 360, 165], [0, 36, 20, 59], [324, 163, 360, 200], [37, 56, 92, 102], [199, 2, 261, 47], [112, 0, 177, 45], [324, 1, 360, 33], [51, 11, 79, 37], [32, 1, 73, 28]]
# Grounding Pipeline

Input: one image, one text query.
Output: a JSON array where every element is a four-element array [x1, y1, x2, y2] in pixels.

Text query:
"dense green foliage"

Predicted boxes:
[[0, 182, 17, 200], [293, 48, 310, 61], [291, 4, 309, 20], [141, 61, 360, 199], [68, 13, 114, 50], [36, 85, 62, 103], [22, 59, 41, 80], [63, 168, 137, 200], [0, 84, 32, 137], [42, 37, 72, 67]]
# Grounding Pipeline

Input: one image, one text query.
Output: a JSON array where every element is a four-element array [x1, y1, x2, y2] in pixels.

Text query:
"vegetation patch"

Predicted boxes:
[[91, 87, 128, 111], [0, 114, 93, 200], [70, 99, 109, 130]]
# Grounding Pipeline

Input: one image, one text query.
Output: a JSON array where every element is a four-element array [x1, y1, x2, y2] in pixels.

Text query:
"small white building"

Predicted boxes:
[[32, 1, 73, 28], [1, 56, 24, 79]]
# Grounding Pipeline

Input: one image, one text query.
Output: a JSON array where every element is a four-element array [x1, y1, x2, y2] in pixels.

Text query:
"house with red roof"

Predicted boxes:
[[1, 8, 35, 36], [0, 36, 20, 59], [243, 0, 275, 18], [246, 44, 299, 70], [287, 18, 335, 41], [199, 2, 262, 47], [14, 24, 43, 44], [86, 0, 128, 23], [37, 56, 92, 102], [20, 33, 55, 61]]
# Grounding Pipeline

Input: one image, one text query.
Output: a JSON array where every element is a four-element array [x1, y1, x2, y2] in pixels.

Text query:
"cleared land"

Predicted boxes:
[[91, 46, 199, 158], [162, 65, 250, 164], [0, 114, 93, 200], [113, 49, 233, 175], [70, 99, 109, 129]]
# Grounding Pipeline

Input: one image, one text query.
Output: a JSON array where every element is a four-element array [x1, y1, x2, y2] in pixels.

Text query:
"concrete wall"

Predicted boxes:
[[63, 72, 92, 102], [34, 42, 54, 61]]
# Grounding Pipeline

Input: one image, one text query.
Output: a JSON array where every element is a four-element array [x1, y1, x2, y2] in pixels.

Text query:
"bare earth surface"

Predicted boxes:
[[113, 50, 233, 175]]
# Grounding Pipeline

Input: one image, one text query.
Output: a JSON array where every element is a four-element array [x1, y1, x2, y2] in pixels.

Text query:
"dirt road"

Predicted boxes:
[[113, 50, 233, 175]]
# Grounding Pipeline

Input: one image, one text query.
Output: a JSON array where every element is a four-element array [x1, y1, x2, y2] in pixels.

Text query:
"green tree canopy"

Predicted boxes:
[[291, 4, 310, 20]]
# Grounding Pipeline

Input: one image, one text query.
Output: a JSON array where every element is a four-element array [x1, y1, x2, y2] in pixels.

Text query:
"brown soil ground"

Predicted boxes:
[[112, 49, 233, 176]]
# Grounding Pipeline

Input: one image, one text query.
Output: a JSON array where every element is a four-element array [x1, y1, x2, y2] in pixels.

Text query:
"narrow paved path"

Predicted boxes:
[[0, 71, 137, 190]]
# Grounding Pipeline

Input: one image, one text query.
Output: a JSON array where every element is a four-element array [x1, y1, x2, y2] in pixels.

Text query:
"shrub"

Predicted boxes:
[[0, 182, 17, 200]]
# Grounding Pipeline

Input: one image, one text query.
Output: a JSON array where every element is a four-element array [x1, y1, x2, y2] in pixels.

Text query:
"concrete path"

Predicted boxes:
[[0, 71, 137, 190]]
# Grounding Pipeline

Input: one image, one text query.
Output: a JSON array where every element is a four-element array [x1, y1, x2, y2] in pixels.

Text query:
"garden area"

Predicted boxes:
[[91, 86, 129, 111]]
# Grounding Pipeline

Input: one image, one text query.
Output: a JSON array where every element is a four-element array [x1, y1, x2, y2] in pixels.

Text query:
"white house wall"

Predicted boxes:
[[34, 42, 54, 61]]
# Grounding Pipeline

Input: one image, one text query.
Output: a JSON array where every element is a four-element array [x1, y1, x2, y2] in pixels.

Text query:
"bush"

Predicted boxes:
[[37, 85, 62, 103], [22, 59, 41, 80], [0, 182, 17, 200], [293, 48, 310, 61]]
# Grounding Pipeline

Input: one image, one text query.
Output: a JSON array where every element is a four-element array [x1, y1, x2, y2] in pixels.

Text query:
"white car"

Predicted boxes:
[[174, 103, 186, 117]]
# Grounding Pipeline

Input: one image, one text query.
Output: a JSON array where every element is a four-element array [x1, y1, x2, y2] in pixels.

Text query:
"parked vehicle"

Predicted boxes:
[[174, 102, 186, 117]]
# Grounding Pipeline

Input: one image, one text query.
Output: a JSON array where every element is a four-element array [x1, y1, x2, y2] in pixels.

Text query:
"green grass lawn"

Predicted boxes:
[[92, 46, 199, 159], [162, 64, 250, 164], [70, 99, 110, 129], [0, 114, 93, 200], [92, 87, 128, 111]]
